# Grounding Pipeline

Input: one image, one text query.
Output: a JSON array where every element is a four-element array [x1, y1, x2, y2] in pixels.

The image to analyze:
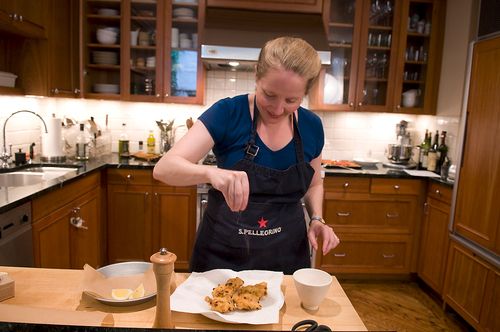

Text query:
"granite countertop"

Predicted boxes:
[[0, 155, 454, 213]]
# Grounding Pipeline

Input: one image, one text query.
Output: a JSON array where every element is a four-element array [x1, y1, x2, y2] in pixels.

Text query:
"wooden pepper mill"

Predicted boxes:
[[150, 247, 177, 329]]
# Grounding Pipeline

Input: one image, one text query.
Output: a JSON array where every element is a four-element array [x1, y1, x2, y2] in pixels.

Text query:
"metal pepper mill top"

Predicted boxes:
[[150, 247, 177, 329]]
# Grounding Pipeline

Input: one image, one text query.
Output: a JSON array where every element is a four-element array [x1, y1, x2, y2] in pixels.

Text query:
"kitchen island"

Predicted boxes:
[[0, 266, 367, 331]]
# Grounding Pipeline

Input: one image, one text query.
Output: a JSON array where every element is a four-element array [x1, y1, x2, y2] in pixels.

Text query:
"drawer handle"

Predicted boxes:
[[334, 253, 346, 257], [393, 185, 400, 190], [382, 254, 395, 259], [435, 189, 441, 195], [343, 182, 350, 188], [386, 212, 399, 218], [337, 212, 351, 217]]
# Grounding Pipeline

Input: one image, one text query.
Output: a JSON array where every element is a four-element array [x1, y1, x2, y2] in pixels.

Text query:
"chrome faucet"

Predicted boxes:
[[1, 110, 48, 168]]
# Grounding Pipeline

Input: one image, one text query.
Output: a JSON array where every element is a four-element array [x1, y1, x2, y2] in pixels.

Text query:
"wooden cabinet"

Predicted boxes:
[[0, 0, 47, 38], [310, 0, 445, 114], [47, 0, 80, 97], [418, 181, 451, 295], [0, 0, 79, 97], [81, 0, 205, 104], [443, 240, 499, 331], [32, 171, 103, 269], [107, 168, 196, 271], [316, 176, 424, 274], [207, 0, 323, 14], [453, 36, 500, 255]]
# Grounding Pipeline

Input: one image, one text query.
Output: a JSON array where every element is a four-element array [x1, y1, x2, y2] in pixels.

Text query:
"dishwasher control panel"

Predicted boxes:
[[0, 202, 31, 241]]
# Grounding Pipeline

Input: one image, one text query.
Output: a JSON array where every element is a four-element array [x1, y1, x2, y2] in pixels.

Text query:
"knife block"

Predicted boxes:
[[0, 273, 15, 302]]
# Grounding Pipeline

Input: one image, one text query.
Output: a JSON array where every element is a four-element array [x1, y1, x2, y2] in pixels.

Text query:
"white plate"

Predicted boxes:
[[91, 262, 156, 306], [171, 269, 284, 324], [353, 157, 380, 166]]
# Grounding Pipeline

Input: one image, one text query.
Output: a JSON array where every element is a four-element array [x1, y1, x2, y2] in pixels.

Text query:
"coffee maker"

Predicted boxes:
[[383, 120, 416, 169]]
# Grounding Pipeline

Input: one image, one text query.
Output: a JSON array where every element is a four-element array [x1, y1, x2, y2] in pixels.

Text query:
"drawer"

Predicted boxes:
[[427, 181, 452, 204], [371, 178, 422, 195], [107, 168, 153, 185], [324, 199, 413, 232], [317, 234, 412, 274], [324, 176, 370, 193]]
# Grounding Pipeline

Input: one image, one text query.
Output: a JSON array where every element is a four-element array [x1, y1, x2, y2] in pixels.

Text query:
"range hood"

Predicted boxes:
[[201, 7, 331, 70]]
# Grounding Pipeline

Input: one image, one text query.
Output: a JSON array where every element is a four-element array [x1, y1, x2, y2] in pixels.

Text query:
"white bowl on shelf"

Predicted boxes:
[[96, 30, 118, 44], [173, 7, 194, 18], [97, 8, 119, 16], [93, 83, 119, 94]]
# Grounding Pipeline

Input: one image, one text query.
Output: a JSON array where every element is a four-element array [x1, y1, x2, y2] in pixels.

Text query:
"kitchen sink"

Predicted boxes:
[[0, 166, 79, 188]]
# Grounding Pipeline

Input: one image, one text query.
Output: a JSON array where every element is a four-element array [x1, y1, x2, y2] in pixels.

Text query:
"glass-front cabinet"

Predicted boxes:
[[81, 0, 204, 104], [310, 0, 444, 114]]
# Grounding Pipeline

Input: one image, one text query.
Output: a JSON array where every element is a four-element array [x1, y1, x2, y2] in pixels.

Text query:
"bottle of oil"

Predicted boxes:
[[75, 123, 90, 160], [147, 130, 156, 154], [118, 123, 130, 158]]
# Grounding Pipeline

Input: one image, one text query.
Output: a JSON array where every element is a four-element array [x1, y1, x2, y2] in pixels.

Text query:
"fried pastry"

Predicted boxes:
[[205, 277, 268, 313]]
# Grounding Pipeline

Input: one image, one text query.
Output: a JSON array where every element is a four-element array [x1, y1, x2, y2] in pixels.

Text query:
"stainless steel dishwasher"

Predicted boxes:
[[0, 202, 34, 267]]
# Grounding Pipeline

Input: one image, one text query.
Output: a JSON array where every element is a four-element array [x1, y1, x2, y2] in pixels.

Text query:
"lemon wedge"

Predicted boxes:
[[111, 288, 133, 300], [129, 283, 145, 299]]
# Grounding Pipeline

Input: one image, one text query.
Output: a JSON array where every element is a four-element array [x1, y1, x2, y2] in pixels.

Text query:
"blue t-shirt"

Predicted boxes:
[[199, 94, 324, 170]]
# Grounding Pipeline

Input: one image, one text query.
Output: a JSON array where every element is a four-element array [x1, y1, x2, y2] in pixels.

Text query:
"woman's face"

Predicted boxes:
[[255, 67, 307, 124]]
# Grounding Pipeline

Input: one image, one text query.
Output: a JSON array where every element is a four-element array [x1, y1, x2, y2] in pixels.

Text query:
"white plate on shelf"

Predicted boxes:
[[171, 269, 284, 325], [173, 7, 194, 18], [353, 157, 380, 166]]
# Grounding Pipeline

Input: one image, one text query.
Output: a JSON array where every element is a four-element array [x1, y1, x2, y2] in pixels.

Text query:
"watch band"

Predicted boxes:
[[309, 216, 326, 226]]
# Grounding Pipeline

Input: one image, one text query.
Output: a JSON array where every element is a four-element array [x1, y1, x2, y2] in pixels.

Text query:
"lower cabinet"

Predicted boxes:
[[418, 181, 452, 295], [32, 171, 103, 269], [316, 176, 424, 275], [107, 168, 196, 271], [443, 240, 499, 331]]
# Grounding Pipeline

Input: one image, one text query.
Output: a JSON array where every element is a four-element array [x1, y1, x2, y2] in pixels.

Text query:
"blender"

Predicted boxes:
[[383, 120, 416, 169]]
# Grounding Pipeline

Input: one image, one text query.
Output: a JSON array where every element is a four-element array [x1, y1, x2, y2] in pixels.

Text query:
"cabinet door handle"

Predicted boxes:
[[70, 216, 88, 230], [386, 212, 399, 218], [18, 15, 23, 22], [435, 189, 441, 195], [382, 253, 395, 259], [423, 202, 429, 214], [393, 185, 400, 190], [358, 102, 363, 106], [349, 102, 354, 107], [126, 174, 132, 183], [343, 182, 350, 189], [337, 212, 351, 217], [334, 253, 346, 257]]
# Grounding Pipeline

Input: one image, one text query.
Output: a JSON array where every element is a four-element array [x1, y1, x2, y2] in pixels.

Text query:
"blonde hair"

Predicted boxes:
[[256, 37, 321, 94]]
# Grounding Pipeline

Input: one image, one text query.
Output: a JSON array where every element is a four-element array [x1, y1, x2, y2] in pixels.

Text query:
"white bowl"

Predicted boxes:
[[93, 83, 119, 94], [96, 33, 117, 45], [173, 7, 194, 18], [97, 8, 119, 16], [293, 268, 332, 311]]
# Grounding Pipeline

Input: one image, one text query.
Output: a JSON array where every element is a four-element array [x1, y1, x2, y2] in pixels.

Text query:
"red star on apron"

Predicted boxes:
[[257, 217, 268, 228]]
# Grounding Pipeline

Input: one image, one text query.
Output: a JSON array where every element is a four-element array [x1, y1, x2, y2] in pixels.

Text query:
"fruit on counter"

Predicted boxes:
[[130, 283, 145, 299], [111, 288, 133, 300], [111, 283, 145, 300]]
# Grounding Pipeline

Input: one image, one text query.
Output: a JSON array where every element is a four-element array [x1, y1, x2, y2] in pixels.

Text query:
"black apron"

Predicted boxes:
[[190, 100, 315, 275]]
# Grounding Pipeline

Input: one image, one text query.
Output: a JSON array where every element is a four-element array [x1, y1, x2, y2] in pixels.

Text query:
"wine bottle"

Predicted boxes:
[[436, 131, 448, 173], [420, 130, 430, 169]]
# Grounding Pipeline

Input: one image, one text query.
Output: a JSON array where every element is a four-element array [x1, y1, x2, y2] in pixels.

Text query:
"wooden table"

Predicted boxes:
[[0, 266, 366, 331]]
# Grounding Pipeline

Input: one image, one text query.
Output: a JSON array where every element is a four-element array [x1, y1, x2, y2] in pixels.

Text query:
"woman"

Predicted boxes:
[[153, 37, 340, 274]]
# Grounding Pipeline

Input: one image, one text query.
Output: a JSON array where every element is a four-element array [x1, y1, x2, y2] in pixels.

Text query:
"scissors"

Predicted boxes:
[[291, 319, 332, 331]]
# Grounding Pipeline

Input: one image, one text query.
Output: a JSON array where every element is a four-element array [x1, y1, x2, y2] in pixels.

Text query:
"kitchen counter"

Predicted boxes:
[[0, 266, 367, 331], [0, 154, 454, 213]]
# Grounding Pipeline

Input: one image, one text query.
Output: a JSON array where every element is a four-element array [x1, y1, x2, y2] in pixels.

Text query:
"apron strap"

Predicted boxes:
[[245, 96, 306, 163]]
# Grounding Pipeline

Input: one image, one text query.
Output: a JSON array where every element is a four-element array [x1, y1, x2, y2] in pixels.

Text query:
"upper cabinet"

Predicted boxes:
[[206, 0, 323, 14], [310, 0, 445, 114], [81, 0, 204, 104], [0, 0, 48, 38]]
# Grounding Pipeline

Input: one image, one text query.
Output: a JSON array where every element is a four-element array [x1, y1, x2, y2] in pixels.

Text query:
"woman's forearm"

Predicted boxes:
[[153, 154, 214, 186], [304, 180, 324, 218]]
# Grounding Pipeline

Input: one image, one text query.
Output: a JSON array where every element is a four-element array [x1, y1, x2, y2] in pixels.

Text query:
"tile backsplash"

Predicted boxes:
[[0, 70, 460, 164]]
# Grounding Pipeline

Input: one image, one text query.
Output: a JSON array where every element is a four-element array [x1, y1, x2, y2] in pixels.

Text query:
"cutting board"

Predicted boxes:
[[0, 303, 114, 326], [131, 151, 162, 162]]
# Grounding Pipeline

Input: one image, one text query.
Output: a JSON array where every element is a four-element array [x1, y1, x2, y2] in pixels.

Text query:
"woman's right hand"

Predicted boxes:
[[208, 168, 249, 211]]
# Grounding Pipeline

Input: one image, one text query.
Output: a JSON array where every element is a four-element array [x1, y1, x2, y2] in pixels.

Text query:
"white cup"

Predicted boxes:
[[293, 268, 332, 311], [180, 38, 191, 49], [130, 30, 139, 46], [171, 28, 179, 48]]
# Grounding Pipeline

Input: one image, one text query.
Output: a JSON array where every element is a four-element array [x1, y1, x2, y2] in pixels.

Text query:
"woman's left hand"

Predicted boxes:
[[307, 222, 340, 255]]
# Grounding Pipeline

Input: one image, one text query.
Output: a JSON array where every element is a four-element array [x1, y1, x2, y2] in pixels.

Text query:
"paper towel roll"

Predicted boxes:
[[42, 117, 63, 158]]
